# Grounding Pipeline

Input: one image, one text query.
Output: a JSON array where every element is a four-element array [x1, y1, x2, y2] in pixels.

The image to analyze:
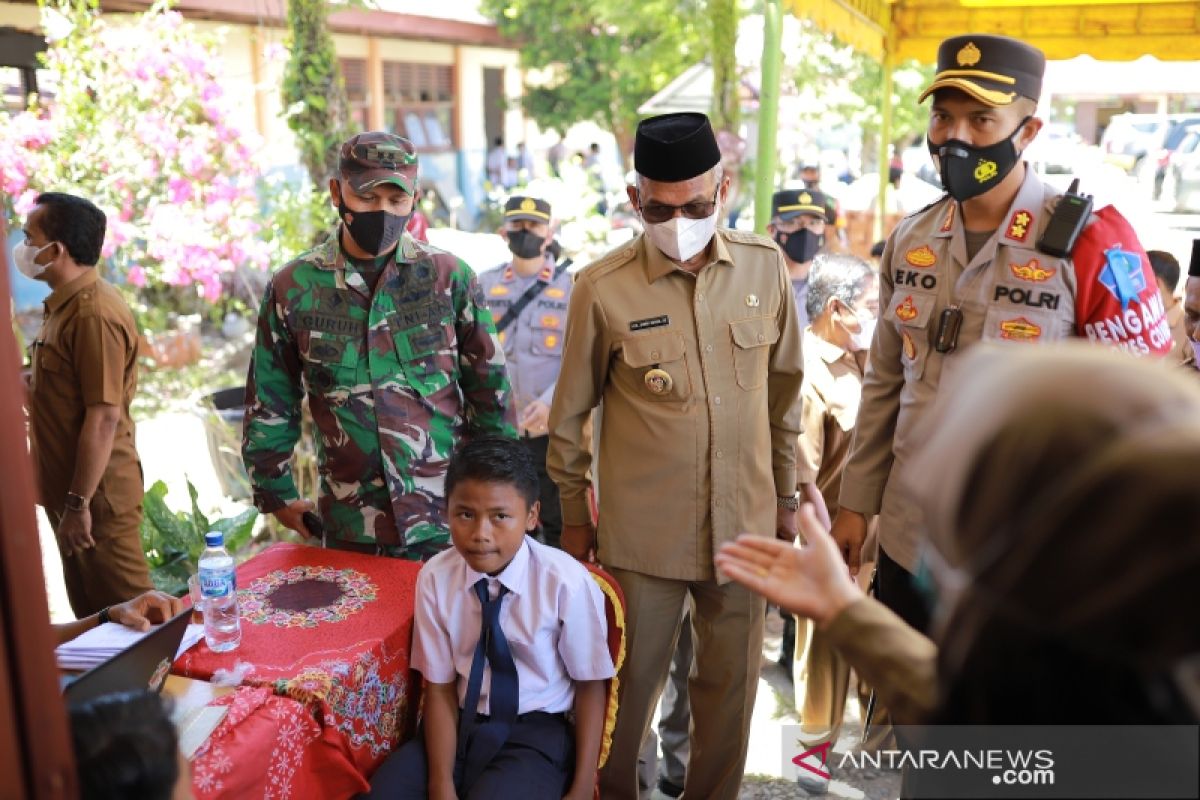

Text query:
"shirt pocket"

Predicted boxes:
[[729, 316, 780, 391], [884, 291, 936, 382], [33, 344, 70, 393], [531, 325, 563, 355], [393, 321, 457, 397], [618, 331, 692, 403], [980, 305, 1066, 345], [299, 331, 365, 401]]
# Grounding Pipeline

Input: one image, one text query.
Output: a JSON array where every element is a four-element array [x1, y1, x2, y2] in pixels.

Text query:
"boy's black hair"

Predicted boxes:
[[69, 690, 180, 800], [445, 435, 540, 508], [1147, 250, 1180, 293], [35, 192, 107, 267]]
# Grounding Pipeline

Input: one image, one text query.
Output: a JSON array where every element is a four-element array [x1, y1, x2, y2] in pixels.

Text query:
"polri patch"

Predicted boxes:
[[630, 315, 670, 332]]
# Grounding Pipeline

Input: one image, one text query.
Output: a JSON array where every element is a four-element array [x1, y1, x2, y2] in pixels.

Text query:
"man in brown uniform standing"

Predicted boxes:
[[548, 112, 806, 799], [20, 192, 153, 617]]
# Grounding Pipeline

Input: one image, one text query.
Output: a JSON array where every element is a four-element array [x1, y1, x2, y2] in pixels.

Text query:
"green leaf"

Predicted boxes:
[[209, 507, 259, 558]]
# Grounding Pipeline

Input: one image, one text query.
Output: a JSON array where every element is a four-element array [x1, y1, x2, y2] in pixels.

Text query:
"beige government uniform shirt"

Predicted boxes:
[[840, 168, 1173, 572], [548, 230, 805, 582], [28, 269, 143, 517], [795, 327, 865, 518]]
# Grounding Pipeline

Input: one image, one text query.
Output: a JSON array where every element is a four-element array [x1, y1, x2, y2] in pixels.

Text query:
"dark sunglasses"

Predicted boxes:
[[638, 190, 719, 225]]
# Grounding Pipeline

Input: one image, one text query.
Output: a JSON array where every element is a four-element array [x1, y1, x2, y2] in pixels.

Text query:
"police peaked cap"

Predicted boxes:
[[919, 34, 1045, 107]]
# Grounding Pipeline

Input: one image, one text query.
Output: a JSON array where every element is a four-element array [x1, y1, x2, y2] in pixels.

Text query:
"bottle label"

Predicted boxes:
[[200, 567, 236, 598]]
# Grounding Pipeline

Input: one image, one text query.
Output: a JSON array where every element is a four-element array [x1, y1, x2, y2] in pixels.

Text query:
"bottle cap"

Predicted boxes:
[[204, 531, 224, 547]]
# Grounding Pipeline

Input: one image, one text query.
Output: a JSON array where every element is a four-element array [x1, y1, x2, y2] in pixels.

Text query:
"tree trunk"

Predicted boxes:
[[709, 0, 740, 134]]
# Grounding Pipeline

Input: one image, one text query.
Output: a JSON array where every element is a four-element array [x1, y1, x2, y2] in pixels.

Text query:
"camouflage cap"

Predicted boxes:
[[339, 131, 419, 193]]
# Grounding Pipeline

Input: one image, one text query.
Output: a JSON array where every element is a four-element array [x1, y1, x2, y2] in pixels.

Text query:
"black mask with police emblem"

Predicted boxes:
[[928, 116, 1031, 202], [506, 229, 546, 260], [339, 201, 410, 255], [775, 228, 823, 264]]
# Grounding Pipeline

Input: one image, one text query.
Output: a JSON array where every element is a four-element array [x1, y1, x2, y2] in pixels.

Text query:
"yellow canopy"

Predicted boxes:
[[786, 0, 1200, 62]]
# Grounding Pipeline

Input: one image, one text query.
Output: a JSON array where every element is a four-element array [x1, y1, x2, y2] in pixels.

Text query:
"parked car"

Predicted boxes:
[[1142, 115, 1200, 198], [1162, 126, 1200, 213], [1025, 122, 1084, 175], [1100, 113, 1200, 180]]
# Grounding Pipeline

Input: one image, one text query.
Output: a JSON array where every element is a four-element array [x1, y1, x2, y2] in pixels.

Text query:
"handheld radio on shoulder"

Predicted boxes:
[[1036, 178, 1093, 258]]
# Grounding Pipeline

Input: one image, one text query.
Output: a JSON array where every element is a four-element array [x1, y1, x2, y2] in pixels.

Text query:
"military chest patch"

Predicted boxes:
[[308, 337, 349, 364], [297, 312, 366, 337], [630, 315, 670, 332], [393, 299, 450, 329]]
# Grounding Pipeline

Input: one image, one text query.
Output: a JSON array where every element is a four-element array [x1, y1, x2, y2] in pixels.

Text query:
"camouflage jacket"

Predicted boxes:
[[243, 231, 517, 557]]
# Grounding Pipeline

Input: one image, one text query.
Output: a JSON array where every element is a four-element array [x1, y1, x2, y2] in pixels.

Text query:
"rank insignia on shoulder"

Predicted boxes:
[[644, 368, 673, 395], [940, 203, 955, 232], [1007, 210, 1033, 242]]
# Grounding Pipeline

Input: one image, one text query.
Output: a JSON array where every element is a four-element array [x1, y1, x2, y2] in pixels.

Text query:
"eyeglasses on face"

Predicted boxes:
[[638, 190, 719, 224]]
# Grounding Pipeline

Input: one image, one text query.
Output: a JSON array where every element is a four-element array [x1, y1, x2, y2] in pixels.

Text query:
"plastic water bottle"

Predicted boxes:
[[197, 530, 241, 653]]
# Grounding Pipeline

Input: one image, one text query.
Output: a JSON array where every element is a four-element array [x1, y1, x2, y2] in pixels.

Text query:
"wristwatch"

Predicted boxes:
[[97, 606, 111, 625], [64, 491, 89, 513], [776, 492, 800, 511]]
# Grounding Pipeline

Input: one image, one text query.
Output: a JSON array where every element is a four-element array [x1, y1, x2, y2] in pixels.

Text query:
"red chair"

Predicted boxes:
[[583, 562, 627, 798]]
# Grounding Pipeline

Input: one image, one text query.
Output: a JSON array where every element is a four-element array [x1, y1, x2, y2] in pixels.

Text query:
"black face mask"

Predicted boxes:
[[775, 228, 823, 264], [339, 201, 410, 256], [928, 116, 1031, 202], [506, 229, 546, 260]]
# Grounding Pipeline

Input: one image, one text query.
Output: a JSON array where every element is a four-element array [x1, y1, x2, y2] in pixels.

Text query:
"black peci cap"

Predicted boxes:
[[634, 113, 722, 183], [919, 34, 1045, 107], [1189, 239, 1200, 278]]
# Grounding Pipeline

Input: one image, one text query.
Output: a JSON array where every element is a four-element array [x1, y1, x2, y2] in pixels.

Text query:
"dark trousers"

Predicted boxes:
[[876, 546, 931, 635], [522, 435, 562, 549], [364, 712, 574, 800]]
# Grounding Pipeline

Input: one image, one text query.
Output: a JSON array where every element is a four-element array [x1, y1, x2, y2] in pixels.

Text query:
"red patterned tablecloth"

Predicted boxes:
[[191, 686, 368, 799], [174, 542, 423, 781]]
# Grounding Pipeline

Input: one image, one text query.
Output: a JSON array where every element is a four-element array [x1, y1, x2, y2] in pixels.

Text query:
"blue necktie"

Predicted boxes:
[[455, 578, 519, 793]]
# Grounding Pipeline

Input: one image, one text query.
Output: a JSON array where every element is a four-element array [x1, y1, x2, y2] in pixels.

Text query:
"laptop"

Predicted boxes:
[[63, 609, 192, 707]]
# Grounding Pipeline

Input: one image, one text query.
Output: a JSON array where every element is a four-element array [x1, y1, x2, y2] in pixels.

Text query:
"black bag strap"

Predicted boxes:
[[494, 258, 572, 334]]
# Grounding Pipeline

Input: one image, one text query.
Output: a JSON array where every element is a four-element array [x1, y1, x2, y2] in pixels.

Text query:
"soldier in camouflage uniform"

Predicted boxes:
[[243, 132, 517, 560]]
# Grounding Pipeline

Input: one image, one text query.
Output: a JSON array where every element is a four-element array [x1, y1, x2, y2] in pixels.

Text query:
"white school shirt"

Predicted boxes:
[[411, 537, 615, 715]]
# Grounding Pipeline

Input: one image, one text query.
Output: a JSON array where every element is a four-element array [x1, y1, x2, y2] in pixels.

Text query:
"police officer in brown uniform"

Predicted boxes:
[[547, 112, 806, 800], [19, 192, 154, 617], [831, 34, 1172, 635]]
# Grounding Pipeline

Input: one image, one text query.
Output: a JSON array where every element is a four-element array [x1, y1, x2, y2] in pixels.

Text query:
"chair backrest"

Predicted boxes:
[[583, 563, 626, 771]]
